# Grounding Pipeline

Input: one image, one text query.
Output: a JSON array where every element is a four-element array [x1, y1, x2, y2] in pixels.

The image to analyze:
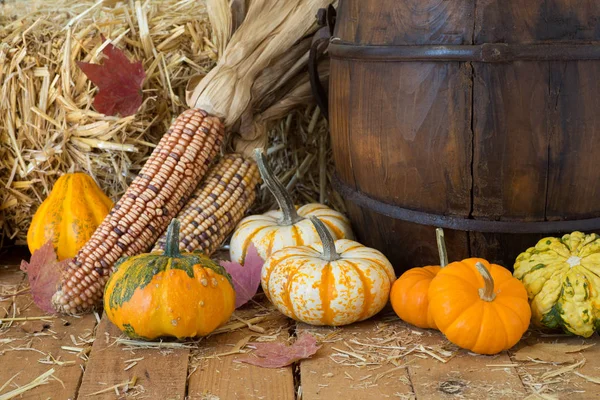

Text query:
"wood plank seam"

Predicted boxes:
[[467, 59, 475, 258], [507, 348, 531, 397]]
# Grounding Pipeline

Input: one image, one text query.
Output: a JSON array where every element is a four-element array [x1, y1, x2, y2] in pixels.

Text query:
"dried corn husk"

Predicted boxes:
[[186, 0, 332, 156]]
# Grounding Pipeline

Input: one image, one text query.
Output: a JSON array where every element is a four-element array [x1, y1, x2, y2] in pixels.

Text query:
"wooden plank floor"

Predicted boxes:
[[3, 260, 600, 399]]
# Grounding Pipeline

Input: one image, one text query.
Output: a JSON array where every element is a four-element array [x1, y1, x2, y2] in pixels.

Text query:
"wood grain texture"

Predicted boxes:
[[345, 202, 469, 270], [471, 63, 550, 221], [475, 0, 600, 44], [408, 331, 527, 399], [510, 332, 600, 399], [0, 283, 96, 400], [345, 61, 472, 215], [336, 0, 474, 45], [298, 318, 414, 399], [187, 312, 295, 400], [330, 0, 600, 268], [546, 61, 600, 220], [77, 315, 189, 399], [469, 61, 550, 266], [468, 232, 546, 267], [329, 58, 353, 189], [330, 0, 474, 270]]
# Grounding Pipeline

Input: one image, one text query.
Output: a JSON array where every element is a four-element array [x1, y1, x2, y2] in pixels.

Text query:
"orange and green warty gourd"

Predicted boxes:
[[103, 219, 235, 340]]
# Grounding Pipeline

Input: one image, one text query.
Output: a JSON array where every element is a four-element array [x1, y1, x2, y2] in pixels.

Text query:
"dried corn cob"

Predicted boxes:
[[52, 109, 224, 314], [152, 154, 260, 255]]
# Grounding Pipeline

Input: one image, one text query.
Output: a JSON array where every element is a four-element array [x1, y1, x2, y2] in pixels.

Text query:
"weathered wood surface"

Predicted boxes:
[[511, 332, 600, 399], [298, 317, 414, 399], [77, 314, 189, 399], [407, 330, 527, 399], [3, 265, 600, 399], [330, 0, 600, 270], [0, 266, 97, 399], [188, 308, 296, 400]]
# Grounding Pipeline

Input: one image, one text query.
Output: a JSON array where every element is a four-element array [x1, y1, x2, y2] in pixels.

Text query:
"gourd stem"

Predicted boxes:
[[436, 228, 448, 268], [164, 219, 181, 258], [309, 216, 340, 262], [254, 148, 303, 226], [475, 262, 496, 302]]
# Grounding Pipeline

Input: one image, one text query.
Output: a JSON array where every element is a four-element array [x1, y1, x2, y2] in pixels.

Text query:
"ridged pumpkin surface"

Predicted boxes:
[[429, 258, 530, 355], [231, 204, 354, 263], [262, 239, 396, 326], [514, 232, 600, 338], [230, 149, 353, 264], [104, 221, 235, 340], [27, 173, 113, 260], [390, 266, 441, 329]]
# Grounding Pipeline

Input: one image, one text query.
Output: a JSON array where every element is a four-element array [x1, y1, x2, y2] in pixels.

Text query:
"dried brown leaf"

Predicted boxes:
[[20, 241, 70, 314], [20, 320, 50, 334], [237, 332, 321, 368]]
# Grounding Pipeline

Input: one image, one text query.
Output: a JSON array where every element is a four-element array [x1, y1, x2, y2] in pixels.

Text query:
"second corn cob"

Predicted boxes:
[[152, 154, 260, 255], [52, 109, 224, 314]]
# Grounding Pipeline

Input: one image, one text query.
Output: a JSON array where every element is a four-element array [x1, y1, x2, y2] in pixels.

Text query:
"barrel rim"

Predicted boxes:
[[332, 174, 600, 234], [329, 41, 600, 62]]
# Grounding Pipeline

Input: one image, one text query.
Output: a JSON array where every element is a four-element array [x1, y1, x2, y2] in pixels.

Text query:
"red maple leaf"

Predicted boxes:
[[220, 244, 264, 309], [20, 241, 70, 314], [77, 36, 145, 117]]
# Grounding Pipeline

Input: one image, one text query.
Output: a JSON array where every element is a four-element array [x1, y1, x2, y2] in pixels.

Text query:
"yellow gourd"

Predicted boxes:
[[27, 173, 113, 260]]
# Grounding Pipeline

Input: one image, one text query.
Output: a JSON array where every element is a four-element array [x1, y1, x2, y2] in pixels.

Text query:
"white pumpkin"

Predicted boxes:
[[229, 149, 353, 264], [261, 217, 395, 326]]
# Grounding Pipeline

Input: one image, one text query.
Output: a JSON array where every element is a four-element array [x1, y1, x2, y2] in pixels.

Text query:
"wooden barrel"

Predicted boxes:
[[328, 0, 600, 271]]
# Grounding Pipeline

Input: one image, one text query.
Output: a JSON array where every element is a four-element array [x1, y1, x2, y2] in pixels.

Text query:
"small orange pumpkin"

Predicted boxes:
[[428, 258, 531, 355], [27, 173, 113, 260], [390, 228, 447, 329]]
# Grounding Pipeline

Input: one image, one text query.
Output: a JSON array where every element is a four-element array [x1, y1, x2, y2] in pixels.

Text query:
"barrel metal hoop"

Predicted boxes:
[[329, 42, 600, 62], [332, 174, 600, 234]]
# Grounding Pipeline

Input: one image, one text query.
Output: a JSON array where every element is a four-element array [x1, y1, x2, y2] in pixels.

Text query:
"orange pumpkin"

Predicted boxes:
[[27, 173, 113, 260], [390, 228, 447, 329], [104, 219, 235, 340], [428, 258, 531, 355]]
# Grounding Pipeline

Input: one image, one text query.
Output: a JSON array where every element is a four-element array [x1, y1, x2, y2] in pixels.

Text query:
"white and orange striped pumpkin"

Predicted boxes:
[[230, 149, 353, 264], [261, 217, 395, 326]]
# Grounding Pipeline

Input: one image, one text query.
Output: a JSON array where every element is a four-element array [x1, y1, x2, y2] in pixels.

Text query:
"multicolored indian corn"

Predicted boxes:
[[152, 154, 260, 255], [52, 109, 224, 314]]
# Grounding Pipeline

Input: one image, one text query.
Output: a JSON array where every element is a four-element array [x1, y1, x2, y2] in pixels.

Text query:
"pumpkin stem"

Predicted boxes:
[[254, 148, 303, 226], [164, 219, 182, 258], [436, 228, 448, 268], [309, 216, 340, 262], [475, 262, 496, 302]]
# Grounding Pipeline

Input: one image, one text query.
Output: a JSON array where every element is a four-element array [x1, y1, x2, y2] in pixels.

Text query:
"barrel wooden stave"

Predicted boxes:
[[330, 0, 600, 270]]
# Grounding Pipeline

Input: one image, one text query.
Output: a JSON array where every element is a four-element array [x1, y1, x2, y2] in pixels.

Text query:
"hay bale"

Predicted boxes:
[[0, 0, 343, 248], [0, 0, 215, 245]]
